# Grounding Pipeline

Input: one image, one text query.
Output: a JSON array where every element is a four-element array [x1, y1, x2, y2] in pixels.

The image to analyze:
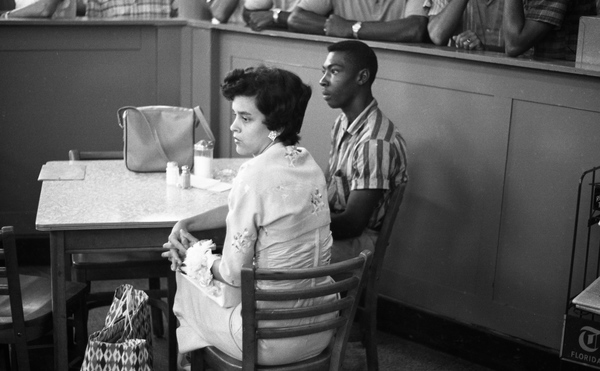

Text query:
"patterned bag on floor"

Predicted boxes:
[[80, 284, 153, 371]]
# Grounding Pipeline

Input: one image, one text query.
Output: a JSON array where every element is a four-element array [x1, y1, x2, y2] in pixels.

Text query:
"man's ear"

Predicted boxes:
[[357, 68, 370, 86]]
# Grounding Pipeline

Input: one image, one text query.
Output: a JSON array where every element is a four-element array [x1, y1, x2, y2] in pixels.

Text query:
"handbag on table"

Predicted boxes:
[[118, 105, 214, 173], [80, 284, 154, 371]]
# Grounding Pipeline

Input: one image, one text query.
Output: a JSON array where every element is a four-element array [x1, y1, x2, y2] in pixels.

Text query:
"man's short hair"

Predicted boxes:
[[327, 40, 378, 85]]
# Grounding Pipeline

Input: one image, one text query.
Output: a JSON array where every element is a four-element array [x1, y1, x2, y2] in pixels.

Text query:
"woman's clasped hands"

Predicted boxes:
[[162, 225, 199, 272]]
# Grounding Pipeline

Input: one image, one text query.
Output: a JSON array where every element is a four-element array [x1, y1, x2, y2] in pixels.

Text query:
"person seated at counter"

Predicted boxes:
[[162, 66, 336, 369], [1, 0, 62, 17], [319, 40, 408, 263], [243, 0, 298, 31], [287, 0, 429, 43], [427, 0, 505, 52], [503, 0, 596, 60], [207, 0, 244, 24]]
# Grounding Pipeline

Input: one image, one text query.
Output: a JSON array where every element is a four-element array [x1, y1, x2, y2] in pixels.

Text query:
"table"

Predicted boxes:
[[36, 158, 247, 371]]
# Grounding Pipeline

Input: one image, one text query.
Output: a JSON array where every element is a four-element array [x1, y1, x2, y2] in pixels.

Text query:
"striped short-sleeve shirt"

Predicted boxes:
[[327, 99, 408, 231]]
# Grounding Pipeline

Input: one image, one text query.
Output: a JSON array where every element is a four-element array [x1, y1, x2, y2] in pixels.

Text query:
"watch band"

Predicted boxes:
[[352, 21, 362, 39]]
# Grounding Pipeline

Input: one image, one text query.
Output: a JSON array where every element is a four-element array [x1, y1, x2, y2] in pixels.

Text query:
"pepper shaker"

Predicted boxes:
[[179, 165, 191, 189]]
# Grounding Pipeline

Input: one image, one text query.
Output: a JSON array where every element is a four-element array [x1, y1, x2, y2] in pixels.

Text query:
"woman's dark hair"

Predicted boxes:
[[328, 40, 378, 86], [221, 66, 312, 146]]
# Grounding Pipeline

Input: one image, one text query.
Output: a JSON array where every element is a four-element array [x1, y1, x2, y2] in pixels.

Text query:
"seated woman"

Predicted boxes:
[[162, 66, 336, 367]]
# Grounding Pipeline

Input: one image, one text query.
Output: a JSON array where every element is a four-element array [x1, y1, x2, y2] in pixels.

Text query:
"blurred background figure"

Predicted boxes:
[[503, 0, 597, 60], [427, 0, 505, 52], [1, 0, 74, 18], [243, 0, 298, 31]]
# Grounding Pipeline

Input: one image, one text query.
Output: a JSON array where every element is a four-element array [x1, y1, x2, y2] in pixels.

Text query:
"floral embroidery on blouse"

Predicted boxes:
[[311, 188, 326, 214], [284, 146, 301, 167], [232, 228, 256, 253]]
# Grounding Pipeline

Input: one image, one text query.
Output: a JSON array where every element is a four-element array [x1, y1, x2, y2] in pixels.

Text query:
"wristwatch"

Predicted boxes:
[[272, 8, 281, 23], [352, 22, 362, 39]]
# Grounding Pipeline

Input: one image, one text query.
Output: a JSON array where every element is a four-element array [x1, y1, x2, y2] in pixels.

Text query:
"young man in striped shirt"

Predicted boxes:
[[319, 40, 408, 263]]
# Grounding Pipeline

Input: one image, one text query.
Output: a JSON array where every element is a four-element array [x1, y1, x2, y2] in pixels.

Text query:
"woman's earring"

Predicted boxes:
[[268, 131, 278, 142]]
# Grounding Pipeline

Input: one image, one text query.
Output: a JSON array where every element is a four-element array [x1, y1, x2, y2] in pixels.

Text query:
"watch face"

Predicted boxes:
[[352, 22, 361, 36]]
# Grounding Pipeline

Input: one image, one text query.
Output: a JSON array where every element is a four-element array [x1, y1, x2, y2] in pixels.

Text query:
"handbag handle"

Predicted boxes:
[[107, 284, 143, 342], [104, 284, 134, 328], [193, 106, 216, 143], [118, 106, 171, 164]]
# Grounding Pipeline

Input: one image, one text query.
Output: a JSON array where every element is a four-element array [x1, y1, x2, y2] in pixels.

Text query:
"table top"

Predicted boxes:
[[35, 158, 248, 231]]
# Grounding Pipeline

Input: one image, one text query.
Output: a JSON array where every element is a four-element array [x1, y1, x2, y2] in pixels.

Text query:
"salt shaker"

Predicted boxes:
[[166, 161, 179, 186], [194, 140, 214, 178], [179, 165, 191, 189]]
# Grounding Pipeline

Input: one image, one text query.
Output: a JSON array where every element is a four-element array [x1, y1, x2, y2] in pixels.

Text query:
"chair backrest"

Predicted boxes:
[[68, 149, 123, 161], [240, 250, 373, 371], [0, 226, 31, 371], [370, 182, 407, 290]]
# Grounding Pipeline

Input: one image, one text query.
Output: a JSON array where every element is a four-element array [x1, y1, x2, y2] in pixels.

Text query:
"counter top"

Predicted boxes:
[[2, 17, 600, 77]]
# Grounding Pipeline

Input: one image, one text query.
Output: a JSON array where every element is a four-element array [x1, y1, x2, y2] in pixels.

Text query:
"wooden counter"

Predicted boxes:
[[2, 18, 600, 352]]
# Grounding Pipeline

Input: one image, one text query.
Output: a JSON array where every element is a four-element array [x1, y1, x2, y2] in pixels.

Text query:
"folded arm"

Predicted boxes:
[[288, 6, 428, 42], [427, 0, 468, 45], [351, 15, 429, 42], [287, 5, 329, 34], [503, 0, 552, 57], [209, 0, 239, 23], [330, 189, 383, 240], [243, 7, 291, 30]]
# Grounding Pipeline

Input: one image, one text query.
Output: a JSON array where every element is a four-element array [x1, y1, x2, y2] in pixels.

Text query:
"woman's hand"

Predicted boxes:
[[162, 221, 200, 271], [452, 30, 484, 50], [167, 221, 190, 251], [162, 242, 184, 271]]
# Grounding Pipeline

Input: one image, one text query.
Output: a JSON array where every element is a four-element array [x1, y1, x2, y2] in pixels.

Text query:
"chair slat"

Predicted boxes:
[[255, 258, 365, 281], [257, 316, 349, 340], [0, 267, 7, 278], [256, 296, 355, 321], [255, 277, 359, 302]]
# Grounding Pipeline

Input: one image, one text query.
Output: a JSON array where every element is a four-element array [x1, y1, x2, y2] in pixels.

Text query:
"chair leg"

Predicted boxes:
[[149, 277, 165, 338], [74, 295, 89, 357], [0, 344, 11, 371], [190, 349, 205, 371], [167, 272, 178, 371], [362, 290, 379, 371]]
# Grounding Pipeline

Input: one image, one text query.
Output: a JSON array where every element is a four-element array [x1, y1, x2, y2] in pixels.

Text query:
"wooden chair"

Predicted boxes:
[[356, 182, 407, 371], [0, 226, 88, 371], [190, 249, 373, 371]]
